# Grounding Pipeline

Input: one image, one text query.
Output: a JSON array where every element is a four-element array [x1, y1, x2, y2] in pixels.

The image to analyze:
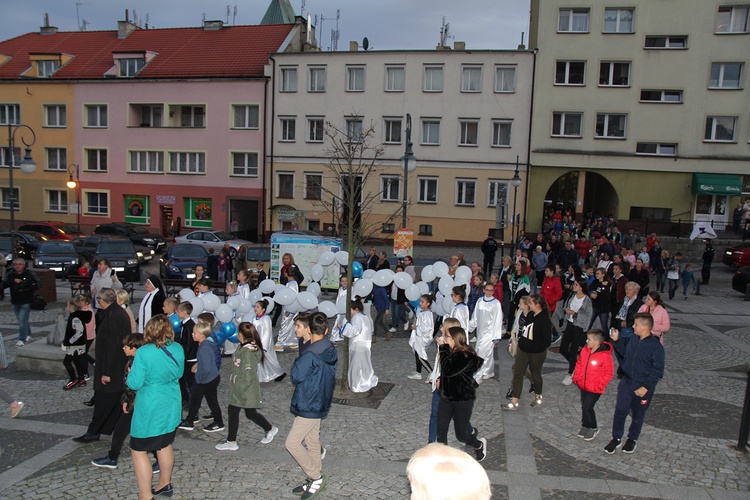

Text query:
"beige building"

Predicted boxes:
[[528, 0, 750, 232], [267, 43, 535, 245]]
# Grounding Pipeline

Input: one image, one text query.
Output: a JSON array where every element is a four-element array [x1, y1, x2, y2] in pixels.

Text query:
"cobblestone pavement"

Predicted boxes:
[[0, 264, 748, 499]]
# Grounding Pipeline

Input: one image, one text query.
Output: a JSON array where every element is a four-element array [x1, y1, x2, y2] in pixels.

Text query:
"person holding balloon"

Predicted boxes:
[[468, 282, 504, 383], [221, 281, 240, 357], [408, 294, 434, 380], [339, 296, 379, 392], [276, 265, 300, 352], [253, 299, 286, 383], [446, 284, 470, 332], [333, 275, 348, 342], [237, 270, 251, 299]]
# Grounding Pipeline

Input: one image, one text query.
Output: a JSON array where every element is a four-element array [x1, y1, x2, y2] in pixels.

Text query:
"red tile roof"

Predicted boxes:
[[0, 24, 294, 80]]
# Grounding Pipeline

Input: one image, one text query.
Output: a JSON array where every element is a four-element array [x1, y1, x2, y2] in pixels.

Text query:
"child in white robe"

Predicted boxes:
[[469, 283, 504, 383], [275, 265, 300, 351], [408, 295, 434, 380], [339, 297, 378, 393]]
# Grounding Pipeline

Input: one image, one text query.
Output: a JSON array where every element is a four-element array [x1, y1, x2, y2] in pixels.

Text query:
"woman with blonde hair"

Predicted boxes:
[[116, 289, 137, 333], [407, 443, 490, 500]]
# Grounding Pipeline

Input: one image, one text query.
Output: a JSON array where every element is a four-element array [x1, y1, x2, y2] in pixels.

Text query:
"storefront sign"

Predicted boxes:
[[124, 195, 150, 224], [156, 195, 176, 205]]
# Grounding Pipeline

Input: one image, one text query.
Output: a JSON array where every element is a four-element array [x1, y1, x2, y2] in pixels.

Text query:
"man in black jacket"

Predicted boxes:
[[481, 234, 498, 277], [557, 240, 579, 271], [701, 239, 714, 285], [1, 258, 41, 347]]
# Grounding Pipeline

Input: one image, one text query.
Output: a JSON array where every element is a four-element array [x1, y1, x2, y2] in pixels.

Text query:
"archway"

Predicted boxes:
[[543, 171, 619, 221]]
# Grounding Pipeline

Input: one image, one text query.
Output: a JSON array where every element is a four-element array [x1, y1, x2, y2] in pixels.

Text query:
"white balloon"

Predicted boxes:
[[202, 293, 221, 312], [311, 264, 324, 282], [394, 271, 413, 290], [433, 261, 449, 278], [335, 251, 349, 266], [442, 296, 454, 315], [438, 275, 454, 296], [188, 297, 204, 317], [297, 291, 319, 311], [285, 300, 299, 313], [259, 279, 276, 294], [405, 284, 421, 301], [274, 283, 287, 294], [264, 297, 275, 313], [319, 251, 336, 267], [455, 265, 472, 283], [372, 269, 394, 287], [417, 281, 430, 295], [248, 289, 263, 304], [226, 295, 240, 310], [455, 276, 470, 288], [336, 295, 348, 314], [238, 298, 253, 313], [306, 282, 321, 297], [362, 269, 376, 279], [274, 287, 297, 306], [352, 278, 373, 297], [431, 300, 444, 317], [215, 304, 234, 323], [420, 265, 435, 283], [318, 300, 337, 318], [178, 288, 195, 301]]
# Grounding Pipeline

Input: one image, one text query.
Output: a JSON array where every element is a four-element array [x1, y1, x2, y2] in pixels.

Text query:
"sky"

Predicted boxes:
[[0, 0, 531, 50]]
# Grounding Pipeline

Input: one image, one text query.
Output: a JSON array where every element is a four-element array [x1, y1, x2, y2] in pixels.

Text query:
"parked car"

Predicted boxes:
[[0, 231, 46, 259], [18, 222, 84, 241], [722, 242, 750, 268], [173, 230, 252, 258], [237, 244, 271, 279], [160, 244, 208, 279], [731, 267, 750, 296], [91, 237, 141, 282], [0, 239, 17, 271], [73, 235, 154, 266], [93, 222, 167, 252], [34, 241, 80, 278]]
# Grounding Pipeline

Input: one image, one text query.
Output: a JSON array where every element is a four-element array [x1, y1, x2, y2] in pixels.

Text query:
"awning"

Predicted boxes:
[[691, 173, 742, 195]]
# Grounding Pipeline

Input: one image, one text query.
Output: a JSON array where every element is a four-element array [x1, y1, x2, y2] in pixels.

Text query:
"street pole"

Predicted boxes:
[[510, 156, 522, 247], [6, 123, 37, 259], [401, 113, 416, 229], [67, 164, 81, 234]]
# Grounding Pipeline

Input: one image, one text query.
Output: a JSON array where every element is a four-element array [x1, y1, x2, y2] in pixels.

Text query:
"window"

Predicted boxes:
[[280, 117, 296, 142], [0, 104, 20, 125], [308, 117, 324, 142], [346, 66, 365, 92], [85, 148, 108, 171], [380, 175, 400, 201], [384, 118, 402, 144], [558, 8, 589, 32], [488, 180, 509, 207], [492, 121, 512, 147], [422, 119, 441, 145], [304, 173, 323, 200], [459, 120, 479, 146], [231, 152, 258, 177], [461, 66, 482, 92], [715, 6, 749, 33], [47, 190, 68, 213], [309, 66, 326, 92], [704, 116, 737, 142], [180, 106, 205, 127], [596, 113, 627, 138], [0, 147, 19, 167], [644, 35, 688, 49], [277, 173, 294, 198], [1, 187, 19, 210], [139, 105, 162, 127], [603, 8, 634, 33], [169, 152, 205, 173], [555, 61, 586, 85], [418, 224, 433, 236], [44, 105, 66, 127], [281, 67, 298, 92], [37, 60, 60, 77], [382, 223, 395, 233], [232, 104, 260, 129], [346, 118, 363, 142], [424, 65, 444, 92], [418, 177, 438, 203], [385, 66, 405, 92], [129, 151, 165, 173], [640, 90, 683, 103], [599, 62, 630, 86], [709, 62, 744, 89], [455, 179, 476, 206], [85, 191, 109, 215], [46, 148, 67, 170], [636, 142, 677, 156], [552, 112, 583, 137], [119, 58, 145, 77], [85, 105, 108, 128], [495, 66, 516, 92], [629, 206, 672, 220]]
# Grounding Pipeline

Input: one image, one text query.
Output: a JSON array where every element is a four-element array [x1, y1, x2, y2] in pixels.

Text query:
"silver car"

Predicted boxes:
[[173, 230, 252, 258]]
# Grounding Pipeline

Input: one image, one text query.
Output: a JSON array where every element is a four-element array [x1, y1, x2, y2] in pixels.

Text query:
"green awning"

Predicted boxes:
[[692, 173, 742, 195]]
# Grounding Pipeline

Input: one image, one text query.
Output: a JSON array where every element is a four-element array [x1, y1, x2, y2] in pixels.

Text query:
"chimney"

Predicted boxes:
[[349, 41, 358, 51], [40, 13, 58, 35], [203, 20, 224, 30], [118, 9, 138, 39], [454, 41, 466, 51]]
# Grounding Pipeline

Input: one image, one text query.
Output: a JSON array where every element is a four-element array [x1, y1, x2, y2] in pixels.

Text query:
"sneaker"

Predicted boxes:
[[562, 374, 573, 386], [583, 428, 600, 442], [215, 441, 239, 451], [178, 420, 194, 431], [320, 447, 327, 460], [530, 395, 543, 407], [528, 385, 535, 394], [83, 374, 91, 381], [150, 483, 173, 497], [152, 460, 160, 474], [388, 327, 396, 333], [604, 438, 622, 454], [403, 322, 410, 331], [10, 402, 24, 419], [470, 427, 478, 437], [203, 422, 225, 433], [475, 437, 487, 462], [550, 334, 561, 346], [502, 401, 518, 411], [91, 456, 118, 469], [301, 474, 327, 499], [274, 345, 284, 352], [201, 414, 214, 421], [622, 439, 637, 453], [292, 478, 311, 496], [260, 425, 279, 444], [577, 427, 587, 438], [64, 380, 79, 390], [15, 340, 24, 347], [77, 379, 86, 388], [288, 343, 299, 349], [407, 372, 422, 380], [505, 388, 513, 400]]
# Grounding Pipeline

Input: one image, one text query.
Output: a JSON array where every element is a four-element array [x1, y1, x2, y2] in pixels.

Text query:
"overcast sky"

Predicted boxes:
[[0, 0, 531, 50]]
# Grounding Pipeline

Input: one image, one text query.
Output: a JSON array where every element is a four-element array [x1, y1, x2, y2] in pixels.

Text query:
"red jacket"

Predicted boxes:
[[540, 276, 563, 312], [493, 281, 503, 302], [573, 341, 614, 394]]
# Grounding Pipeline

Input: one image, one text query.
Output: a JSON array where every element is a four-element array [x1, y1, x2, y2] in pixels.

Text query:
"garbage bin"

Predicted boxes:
[[33, 268, 57, 304]]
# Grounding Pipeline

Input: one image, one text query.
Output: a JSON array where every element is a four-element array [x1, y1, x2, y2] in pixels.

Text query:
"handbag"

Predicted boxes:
[[508, 331, 518, 357]]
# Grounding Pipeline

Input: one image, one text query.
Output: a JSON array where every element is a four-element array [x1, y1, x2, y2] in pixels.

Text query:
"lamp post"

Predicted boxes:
[[67, 163, 81, 234], [6, 123, 37, 258], [510, 156, 523, 246], [400, 113, 417, 229]]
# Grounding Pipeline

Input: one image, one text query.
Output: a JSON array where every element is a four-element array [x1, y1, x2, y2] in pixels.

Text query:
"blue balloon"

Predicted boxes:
[[409, 298, 421, 310], [226, 332, 239, 343], [352, 261, 364, 278], [213, 329, 227, 345], [169, 313, 181, 334]]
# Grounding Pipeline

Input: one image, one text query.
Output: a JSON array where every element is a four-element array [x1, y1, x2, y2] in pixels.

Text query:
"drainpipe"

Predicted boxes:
[[268, 55, 276, 240], [524, 48, 538, 233], [262, 75, 269, 243]]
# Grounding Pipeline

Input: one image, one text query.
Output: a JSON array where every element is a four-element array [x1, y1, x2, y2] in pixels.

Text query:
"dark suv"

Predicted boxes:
[[19, 222, 84, 241], [93, 222, 166, 252], [75, 236, 141, 282]]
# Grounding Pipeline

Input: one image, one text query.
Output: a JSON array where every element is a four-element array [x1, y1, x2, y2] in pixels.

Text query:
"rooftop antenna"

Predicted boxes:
[[439, 16, 454, 47], [75, 1, 89, 31], [233, 6, 238, 25], [81, 19, 90, 31], [226, 5, 231, 24], [133, 9, 139, 27], [144, 13, 149, 29], [301, 0, 306, 17], [202, 12, 206, 23]]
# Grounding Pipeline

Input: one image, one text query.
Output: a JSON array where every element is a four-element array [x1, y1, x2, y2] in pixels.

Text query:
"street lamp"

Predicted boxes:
[[400, 113, 417, 229], [510, 156, 523, 246], [6, 123, 37, 258], [67, 163, 81, 234]]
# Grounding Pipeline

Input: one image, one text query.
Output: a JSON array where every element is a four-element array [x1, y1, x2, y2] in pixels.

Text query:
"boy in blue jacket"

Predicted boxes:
[[372, 284, 390, 342], [285, 312, 338, 499]]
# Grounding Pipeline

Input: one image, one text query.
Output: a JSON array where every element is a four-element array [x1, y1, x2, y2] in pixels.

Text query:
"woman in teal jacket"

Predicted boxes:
[[128, 314, 184, 500]]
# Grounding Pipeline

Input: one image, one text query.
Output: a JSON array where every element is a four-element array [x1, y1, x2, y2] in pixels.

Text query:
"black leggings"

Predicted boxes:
[[63, 352, 87, 381], [436, 398, 481, 449], [415, 352, 433, 374], [186, 375, 223, 425], [227, 405, 272, 442], [82, 339, 96, 376], [560, 322, 586, 375]]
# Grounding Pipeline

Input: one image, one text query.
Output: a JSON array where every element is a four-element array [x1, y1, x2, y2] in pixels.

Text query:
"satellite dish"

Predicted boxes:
[[362, 37, 369, 51]]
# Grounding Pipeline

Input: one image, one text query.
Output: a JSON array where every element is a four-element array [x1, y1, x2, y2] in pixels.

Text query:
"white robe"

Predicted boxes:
[[222, 293, 240, 355], [469, 296, 504, 382], [333, 286, 348, 342], [447, 302, 470, 332], [237, 283, 250, 300], [276, 281, 298, 347], [252, 313, 285, 383], [340, 312, 378, 392], [409, 309, 434, 361]]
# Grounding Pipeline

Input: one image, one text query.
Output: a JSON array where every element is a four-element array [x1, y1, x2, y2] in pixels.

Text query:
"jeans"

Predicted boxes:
[[483, 256, 495, 277], [429, 390, 473, 443], [390, 300, 406, 329], [227, 405, 272, 442], [436, 398, 481, 449], [667, 279, 679, 300], [186, 375, 223, 425], [580, 390, 602, 429], [655, 270, 666, 293], [13, 303, 31, 342], [588, 309, 610, 332], [612, 378, 653, 441]]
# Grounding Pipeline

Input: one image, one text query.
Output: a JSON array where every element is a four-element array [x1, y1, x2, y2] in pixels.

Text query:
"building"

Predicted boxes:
[[528, 0, 750, 232]]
